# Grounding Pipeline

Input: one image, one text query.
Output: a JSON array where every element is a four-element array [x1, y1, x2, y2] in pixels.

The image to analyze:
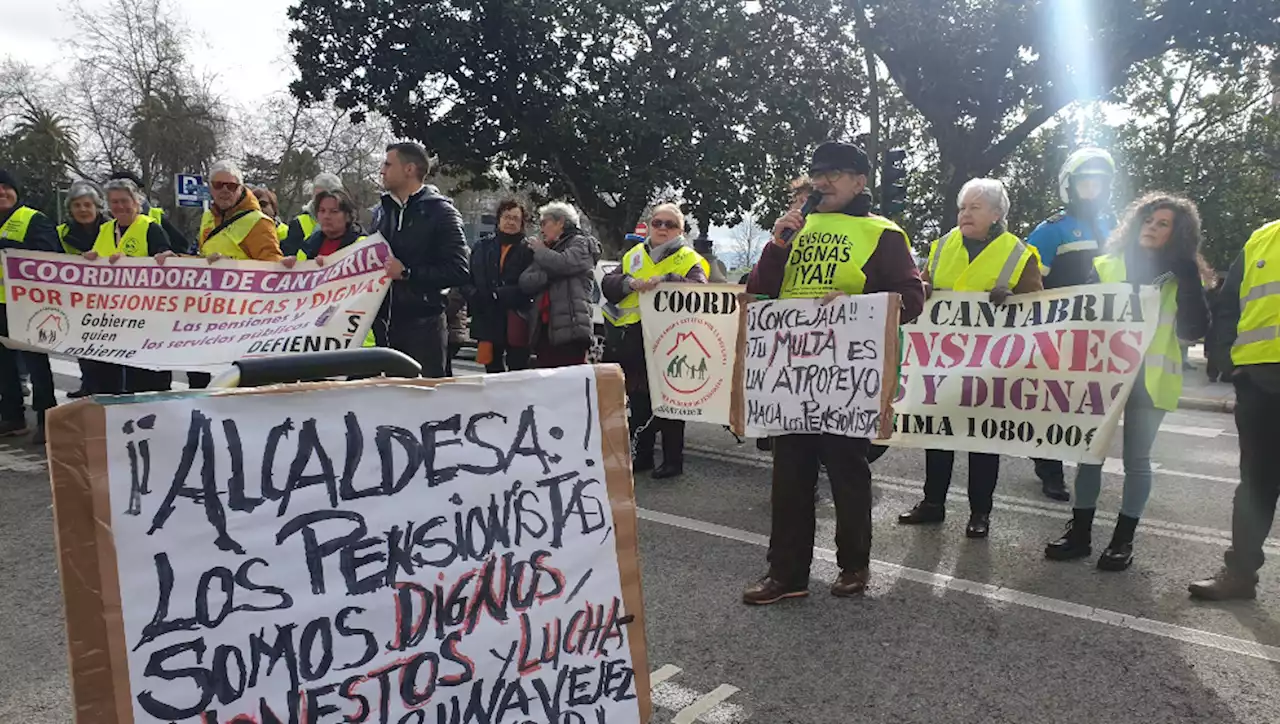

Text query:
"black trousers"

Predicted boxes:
[[445, 341, 462, 377], [81, 360, 126, 394], [0, 312, 55, 422], [1225, 375, 1280, 575], [769, 434, 873, 585], [1033, 457, 1064, 484], [187, 372, 211, 390], [628, 383, 685, 466], [483, 343, 531, 374], [125, 367, 172, 393], [378, 313, 448, 378], [924, 449, 1000, 515]]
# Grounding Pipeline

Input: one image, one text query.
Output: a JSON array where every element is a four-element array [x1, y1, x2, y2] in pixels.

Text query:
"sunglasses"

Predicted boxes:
[[650, 219, 681, 230], [211, 181, 241, 191]]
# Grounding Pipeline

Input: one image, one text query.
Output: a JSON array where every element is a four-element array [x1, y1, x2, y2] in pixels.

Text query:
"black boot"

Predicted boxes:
[[652, 421, 685, 479], [898, 500, 946, 525], [1045, 508, 1095, 560], [1098, 514, 1139, 571]]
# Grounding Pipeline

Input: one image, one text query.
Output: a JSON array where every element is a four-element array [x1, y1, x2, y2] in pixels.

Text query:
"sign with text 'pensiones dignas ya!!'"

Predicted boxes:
[[48, 366, 650, 724]]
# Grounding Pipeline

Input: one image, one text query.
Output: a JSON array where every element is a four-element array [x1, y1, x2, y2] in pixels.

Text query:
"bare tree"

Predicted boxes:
[[727, 215, 770, 270]]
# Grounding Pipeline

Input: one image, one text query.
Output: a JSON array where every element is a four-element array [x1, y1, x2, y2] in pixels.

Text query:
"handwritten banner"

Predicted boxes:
[[639, 283, 743, 426], [1, 235, 391, 372], [47, 366, 650, 724], [884, 285, 1162, 463], [731, 293, 901, 438]]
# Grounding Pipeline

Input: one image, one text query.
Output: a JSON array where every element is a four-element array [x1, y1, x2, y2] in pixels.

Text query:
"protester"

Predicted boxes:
[[253, 187, 290, 241], [1189, 218, 1280, 601], [57, 181, 109, 399], [1041, 193, 1208, 569], [0, 168, 61, 443], [85, 178, 175, 394], [1205, 272, 1234, 383], [108, 170, 193, 254], [1025, 148, 1118, 501], [465, 199, 535, 373], [283, 172, 344, 257], [602, 203, 709, 479], [519, 202, 602, 368], [373, 142, 470, 377], [898, 178, 1042, 539], [742, 141, 924, 604], [300, 189, 377, 350]]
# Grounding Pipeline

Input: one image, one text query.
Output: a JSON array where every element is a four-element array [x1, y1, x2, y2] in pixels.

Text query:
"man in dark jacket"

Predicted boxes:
[[0, 168, 61, 444], [464, 199, 535, 373], [374, 142, 470, 378], [742, 142, 925, 605]]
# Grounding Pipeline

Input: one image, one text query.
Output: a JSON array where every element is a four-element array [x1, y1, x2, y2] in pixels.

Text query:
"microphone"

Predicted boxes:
[[779, 191, 824, 243]]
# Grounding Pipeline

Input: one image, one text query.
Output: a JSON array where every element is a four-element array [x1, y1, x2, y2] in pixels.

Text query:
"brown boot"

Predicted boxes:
[[742, 576, 809, 605], [830, 569, 870, 597]]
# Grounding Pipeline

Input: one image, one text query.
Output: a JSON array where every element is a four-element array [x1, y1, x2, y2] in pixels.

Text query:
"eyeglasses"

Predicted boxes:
[[211, 181, 241, 192], [650, 219, 681, 230]]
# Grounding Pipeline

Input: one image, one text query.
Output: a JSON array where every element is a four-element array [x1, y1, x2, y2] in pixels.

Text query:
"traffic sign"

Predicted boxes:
[[175, 173, 209, 208]]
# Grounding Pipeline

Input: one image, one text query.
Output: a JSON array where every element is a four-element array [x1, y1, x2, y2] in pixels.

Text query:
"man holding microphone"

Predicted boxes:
[[743, 141, 925, 604]]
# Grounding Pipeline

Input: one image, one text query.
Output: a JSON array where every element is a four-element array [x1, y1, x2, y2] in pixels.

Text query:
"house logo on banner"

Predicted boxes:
[[662, 330, 716, 394], [27, 307, 70, 348], [653, 315, 727, 410], [640, 284, 742, 425]]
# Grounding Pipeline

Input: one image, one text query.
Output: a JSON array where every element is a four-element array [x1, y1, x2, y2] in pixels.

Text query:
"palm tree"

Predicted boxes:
[[14, 106, 79, 171]]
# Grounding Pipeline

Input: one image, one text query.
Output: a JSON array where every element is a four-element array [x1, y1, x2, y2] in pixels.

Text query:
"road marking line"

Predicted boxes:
[[684, 444, 1280, 553], [638, 508, 1280, 665], [650, 664, 682, 687], [672, 684, 741, 724]]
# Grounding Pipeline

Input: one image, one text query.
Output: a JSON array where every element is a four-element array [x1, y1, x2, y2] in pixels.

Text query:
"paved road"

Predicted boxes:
[[2, 360, 1278, 723]]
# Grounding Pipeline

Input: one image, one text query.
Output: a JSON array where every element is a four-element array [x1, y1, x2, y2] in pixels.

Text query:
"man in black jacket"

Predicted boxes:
[[374, 142, 470, 377]]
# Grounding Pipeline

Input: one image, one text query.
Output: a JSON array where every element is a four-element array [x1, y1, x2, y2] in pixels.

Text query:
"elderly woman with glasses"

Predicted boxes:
[[898, 177, 1042, 539], [518, 202, 602, 368], [600, 203, 710, 479]]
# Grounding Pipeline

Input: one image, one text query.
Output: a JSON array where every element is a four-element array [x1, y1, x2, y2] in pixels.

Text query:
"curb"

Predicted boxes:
[[1178, 395, 1236, 414]]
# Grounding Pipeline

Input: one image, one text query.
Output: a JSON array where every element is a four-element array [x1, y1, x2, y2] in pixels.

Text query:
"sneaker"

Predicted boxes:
[[0, 419, 30, 437], [742, 576, 809, 605], [1189, 569, 1258, 601]]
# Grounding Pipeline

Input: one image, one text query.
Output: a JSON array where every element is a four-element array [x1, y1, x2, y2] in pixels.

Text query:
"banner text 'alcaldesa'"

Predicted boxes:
[[102, 369, 644, 723], [887, 285, 1162, 462], [1, 236, 390, 371]]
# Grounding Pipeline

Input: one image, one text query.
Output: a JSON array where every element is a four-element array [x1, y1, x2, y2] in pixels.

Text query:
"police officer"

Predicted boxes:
[[898, 178, 1042, 538], [1025, 148, 1118, 501], [1189, 218, 1280, 601], [0, 168, 61, 444], [741, 142, 924, 604]]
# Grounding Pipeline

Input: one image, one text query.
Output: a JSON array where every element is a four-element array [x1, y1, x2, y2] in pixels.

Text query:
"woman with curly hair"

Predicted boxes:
[[1045, 192, 1210, 571]]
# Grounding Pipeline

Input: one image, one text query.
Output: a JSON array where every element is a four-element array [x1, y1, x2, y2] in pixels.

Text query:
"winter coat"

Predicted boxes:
[[299, 226, 364, 260], [373, 186, 470, 320], [518, 226, 602, 347], [463, 231, 536, 343], [447, 289, 470, 346]]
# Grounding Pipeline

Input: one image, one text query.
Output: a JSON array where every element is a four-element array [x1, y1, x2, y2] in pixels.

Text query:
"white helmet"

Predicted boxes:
[[1058, 148, 1116, 203]]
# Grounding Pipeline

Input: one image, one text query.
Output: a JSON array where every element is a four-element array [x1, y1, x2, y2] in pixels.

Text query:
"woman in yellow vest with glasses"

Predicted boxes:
[[899, 178, 1042, 539], [1046, 193, 1209, 571]]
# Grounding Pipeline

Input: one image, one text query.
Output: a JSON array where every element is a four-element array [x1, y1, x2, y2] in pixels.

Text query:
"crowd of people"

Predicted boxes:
[[0, 135, 1277, 605]]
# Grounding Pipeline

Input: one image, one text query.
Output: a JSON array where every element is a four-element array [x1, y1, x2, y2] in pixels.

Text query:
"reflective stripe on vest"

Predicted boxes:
[[0, 207, 40, 303], [1233, 220, 1280, 366], [779, 213, 903, 299], [602, 242, 709, 327], [927, 228, 1034, 292], [201, 210, 268, 260], [1094, 254, 1183, 411], [93, 215, 153, 258]]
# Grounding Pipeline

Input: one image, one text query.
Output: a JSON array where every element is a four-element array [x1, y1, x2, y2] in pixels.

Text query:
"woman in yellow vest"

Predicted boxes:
[[57, 182, 110, 399], [899, 178, 1042, 539], [600, 203, 710, 480], [84, 178, 176, 395], [1046, 193, 1209, 570], [252, 187, 290, 242]]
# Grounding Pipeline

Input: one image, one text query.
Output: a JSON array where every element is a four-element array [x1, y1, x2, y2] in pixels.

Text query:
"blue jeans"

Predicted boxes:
[[1073, 397, 1165, 518]]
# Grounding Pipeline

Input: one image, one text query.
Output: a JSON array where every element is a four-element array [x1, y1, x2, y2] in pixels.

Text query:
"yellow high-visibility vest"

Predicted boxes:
[[1233, 219, 1280, 366], [927, 228, 1037, 292], [296, 213, 317, 239], [93, 215, 153, 258], [147, 207, 165, 224], [779, 213, 905, 299], [199, 209, 214, 242], [1094, 254, 1183, 411], [56, 223, 82, 255], [602, 242, 709, 327], [0, 207, 42, 303], [276, 222, 289, 241], [200, 210, 269, 260]]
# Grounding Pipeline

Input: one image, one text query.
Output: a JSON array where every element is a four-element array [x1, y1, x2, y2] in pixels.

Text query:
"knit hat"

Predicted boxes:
[[0, 168, 21, 198]]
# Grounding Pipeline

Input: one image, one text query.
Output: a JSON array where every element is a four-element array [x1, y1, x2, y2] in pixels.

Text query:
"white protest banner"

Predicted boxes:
[[2, 235, 391, 372], [883, 284, 1162, 463], [731, 292, 901, 438], [639, 283, 743, 425], [48, 365, 651, 723]]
